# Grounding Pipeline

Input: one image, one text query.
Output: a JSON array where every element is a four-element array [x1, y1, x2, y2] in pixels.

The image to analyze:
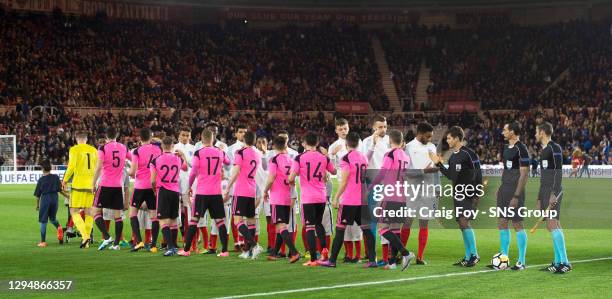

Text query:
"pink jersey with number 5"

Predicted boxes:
[[291, 150, 335, 204], [98, 141, 131, 188]]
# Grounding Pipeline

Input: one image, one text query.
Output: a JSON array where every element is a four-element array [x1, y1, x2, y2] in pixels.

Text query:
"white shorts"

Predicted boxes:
[[210, 203, 232, 235], [138, 209, 152, 229], [264, 201, 272, 217], [197, 211, 209, 228], [103, 209, 125, 221], [406, 196, 438, 220], [344, 223, 362, 242], [322, 201, 333, 236]]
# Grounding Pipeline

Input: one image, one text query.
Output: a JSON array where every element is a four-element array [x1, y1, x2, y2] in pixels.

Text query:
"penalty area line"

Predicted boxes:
[[216, 257, 612, 299]]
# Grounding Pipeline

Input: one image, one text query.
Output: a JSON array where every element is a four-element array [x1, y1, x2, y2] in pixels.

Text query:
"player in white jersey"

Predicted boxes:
[[359, 114, 390, 266], [329, 118, 365, 262], [174, 127, 195, 246], [226, 124, 247, 251], [404, 122, 440, 265]]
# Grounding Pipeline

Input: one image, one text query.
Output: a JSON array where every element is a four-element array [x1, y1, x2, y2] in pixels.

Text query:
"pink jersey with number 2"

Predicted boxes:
[[233, 147, 261, 198]]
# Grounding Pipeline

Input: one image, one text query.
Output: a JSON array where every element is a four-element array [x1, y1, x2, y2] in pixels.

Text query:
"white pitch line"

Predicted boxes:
[[216, 257, 612, 299]]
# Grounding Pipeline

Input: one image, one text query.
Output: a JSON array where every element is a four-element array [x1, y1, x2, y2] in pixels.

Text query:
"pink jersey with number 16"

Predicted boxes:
[[98, 141, 132, 188], [292, 150, 335, 204], [190, 146, 230, 195], [132, 143, 162, 190]]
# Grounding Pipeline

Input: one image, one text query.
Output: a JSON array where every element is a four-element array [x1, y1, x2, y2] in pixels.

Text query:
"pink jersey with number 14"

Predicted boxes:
[[98, 141, 132, 188], [292, 150, 335, 204]]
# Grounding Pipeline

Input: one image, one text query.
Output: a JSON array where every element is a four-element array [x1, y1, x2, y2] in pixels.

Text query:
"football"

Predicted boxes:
[[491, 253, 510, 270]]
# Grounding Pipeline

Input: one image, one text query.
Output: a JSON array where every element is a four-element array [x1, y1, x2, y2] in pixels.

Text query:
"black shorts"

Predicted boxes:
[[496, 187, 525, 221], [156, 187, 180, 220], [379, 201, 406, 224], [454, 196, 477, 220], [94, 187, 124, 210], [301, 203, 325, 226], [193, 194, 225, 220], [271, 204, 291, 224], [337, 205, 368, 227], [232, 196, 255, 218], [538, 190, 562, 220], [131, 188, 156, 210]]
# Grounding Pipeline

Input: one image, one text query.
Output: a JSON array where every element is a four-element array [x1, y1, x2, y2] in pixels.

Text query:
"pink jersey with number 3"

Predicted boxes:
[[292, 150, 335, 204], [269, 153, 292, 205], [190, 146, 230, 195], [132, 143, 162, 190], [339, 150, 368, 206], [98, 141, 131, 188], [152, 152, 187, 193], [233, 147, 261, 198]]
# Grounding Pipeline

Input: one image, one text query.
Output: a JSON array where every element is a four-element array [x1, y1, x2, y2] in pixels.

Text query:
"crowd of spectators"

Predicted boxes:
[[0, 10, 610, 168], [0, 12, 387, 113]]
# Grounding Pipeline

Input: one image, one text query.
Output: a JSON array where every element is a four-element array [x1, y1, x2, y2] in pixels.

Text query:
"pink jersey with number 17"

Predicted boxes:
[[269, 153, 293, 206], [151, 152, 187, 193], [292, 150, 335, 204], [132, 143, 162, 190], [98, 141, 132, 187], [339, 150, 368, 206], [190, 146, 230, 195], [233, 146, 261, 198]]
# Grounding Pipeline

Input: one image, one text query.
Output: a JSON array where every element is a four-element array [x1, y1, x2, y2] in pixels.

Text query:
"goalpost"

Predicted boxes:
[[0, 135, 17, 172]]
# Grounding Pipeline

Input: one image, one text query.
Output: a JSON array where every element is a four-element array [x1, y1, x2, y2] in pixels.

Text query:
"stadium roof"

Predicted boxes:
[[139, 0, 601, 9]]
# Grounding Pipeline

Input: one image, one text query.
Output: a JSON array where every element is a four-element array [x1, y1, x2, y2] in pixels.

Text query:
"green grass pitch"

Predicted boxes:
[[1, 178, 611, 298]]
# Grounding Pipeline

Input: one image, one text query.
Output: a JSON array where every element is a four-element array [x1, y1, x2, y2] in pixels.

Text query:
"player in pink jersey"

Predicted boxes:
[[373, 129, 416, 271], [224, 131, 265, 259], [320, 132, 378, 268], [127, 128, 162, 252], [92, 127, 133, 251], [288, 132, 336, 266], [178, 130, 231, 257], [262, 136, 301, 263], [150, 136, 188, 257]]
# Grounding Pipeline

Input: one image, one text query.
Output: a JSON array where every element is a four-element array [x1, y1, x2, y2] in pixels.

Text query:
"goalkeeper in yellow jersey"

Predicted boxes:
[[62, 131, 98, 248]]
